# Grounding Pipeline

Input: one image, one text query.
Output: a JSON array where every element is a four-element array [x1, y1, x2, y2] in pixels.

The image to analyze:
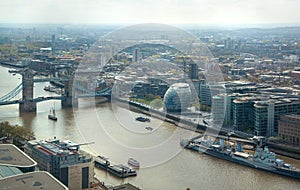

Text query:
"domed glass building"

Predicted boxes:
[[163, 83, 191, 112]]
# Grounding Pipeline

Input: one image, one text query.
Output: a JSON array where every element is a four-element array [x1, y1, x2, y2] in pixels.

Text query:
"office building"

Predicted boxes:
[[25, 138, 93, 190], [212, 94, 236, 128], [189, 63, 198, 80], [232, 97, 255, 132], [253, 99, 300, 137], [230, 95, 300, 137], [199, 80, 211, 106], [132, 79, 169, 98], [278, 114, 300, 146]]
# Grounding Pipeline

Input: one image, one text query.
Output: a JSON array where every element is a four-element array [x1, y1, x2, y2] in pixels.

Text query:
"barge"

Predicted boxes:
[[94, 156, 137, 178]]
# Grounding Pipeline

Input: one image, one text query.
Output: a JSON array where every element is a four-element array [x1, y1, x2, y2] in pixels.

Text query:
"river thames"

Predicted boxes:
[[0, 66, 300, 190]]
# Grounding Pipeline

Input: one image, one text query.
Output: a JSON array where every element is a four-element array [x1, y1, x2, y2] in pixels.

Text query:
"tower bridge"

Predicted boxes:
[[0, 69, 112, 112]]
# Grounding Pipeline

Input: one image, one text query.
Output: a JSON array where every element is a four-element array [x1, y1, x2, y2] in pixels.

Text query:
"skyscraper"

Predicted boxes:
[[133, 48, 140, 63], [189, 63, 198, 80]]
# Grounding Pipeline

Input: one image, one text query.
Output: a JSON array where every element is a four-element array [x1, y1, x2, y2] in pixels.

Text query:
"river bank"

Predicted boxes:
[[112, 97, 300, 161]]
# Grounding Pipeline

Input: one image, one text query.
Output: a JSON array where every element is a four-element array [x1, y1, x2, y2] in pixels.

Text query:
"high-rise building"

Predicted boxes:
[[199, 81, 211, 106], [212, 95, 225, 128], [51, 34, 55, 51], [224, 37, 235, 50], [189, 63, 198, 80], [212, 94, 235, 128], [24, 138, 93, 190], [199, 80, 225, 106], [232, 97, 255, 132], [133, 48, 140, 63]]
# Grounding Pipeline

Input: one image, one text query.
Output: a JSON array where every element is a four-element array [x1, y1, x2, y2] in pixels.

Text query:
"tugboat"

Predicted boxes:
[[135, 116, 150, 122], [180, 135, 300, 179], [48, 105, 57, 121]]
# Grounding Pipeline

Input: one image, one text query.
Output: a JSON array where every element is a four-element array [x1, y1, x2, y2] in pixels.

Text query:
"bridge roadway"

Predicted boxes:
[[0, 96, 65, 106], [33, 78, 69, 83], [0, 93, 112, 106]]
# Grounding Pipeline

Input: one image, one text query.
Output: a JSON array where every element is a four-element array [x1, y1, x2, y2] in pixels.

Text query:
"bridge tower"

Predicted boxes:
[[19, 69, 36, 112], [61, 68, 78, 107]]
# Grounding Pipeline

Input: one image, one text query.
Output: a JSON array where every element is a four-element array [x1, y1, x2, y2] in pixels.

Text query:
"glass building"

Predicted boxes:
[[163, 83, 191, 112]]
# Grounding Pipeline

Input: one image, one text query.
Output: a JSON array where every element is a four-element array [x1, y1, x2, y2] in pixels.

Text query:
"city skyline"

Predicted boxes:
[[1, 0, 300, 26]]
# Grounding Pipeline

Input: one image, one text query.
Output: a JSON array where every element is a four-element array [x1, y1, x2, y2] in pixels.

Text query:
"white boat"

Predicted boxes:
[[128, 158, 140, 168]]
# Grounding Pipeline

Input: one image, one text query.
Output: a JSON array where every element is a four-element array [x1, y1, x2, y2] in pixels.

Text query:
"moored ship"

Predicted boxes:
[[180, 136, 300, 180], [94, 155, 137, 178]]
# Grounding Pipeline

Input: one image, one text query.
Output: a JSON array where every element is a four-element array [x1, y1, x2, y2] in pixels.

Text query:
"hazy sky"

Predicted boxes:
[[1, 0, 300, 25]]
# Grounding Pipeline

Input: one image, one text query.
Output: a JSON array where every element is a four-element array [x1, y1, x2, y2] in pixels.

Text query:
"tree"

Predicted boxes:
[[150, 98, 163, 109], [0, 121, 35, 146], [145, 93, 155, 101]]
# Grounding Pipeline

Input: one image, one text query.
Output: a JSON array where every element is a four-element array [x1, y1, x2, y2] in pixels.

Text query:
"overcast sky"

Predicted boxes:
[[1, 0, 300, 25]]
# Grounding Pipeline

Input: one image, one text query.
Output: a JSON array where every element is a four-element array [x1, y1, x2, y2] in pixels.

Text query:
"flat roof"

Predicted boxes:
[[0, 171, 68, 190], [111, 183, 141, 190], [0, 165, 22, 179], [282, 114, 300, 120], [0, 144, 37, 168]]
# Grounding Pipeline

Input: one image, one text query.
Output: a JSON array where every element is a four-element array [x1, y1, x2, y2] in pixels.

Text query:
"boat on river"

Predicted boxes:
[[128, 158, 140, 168], [180, 136, 300, 179], [94, 156, 137, 178], [135, 116, 150, 122], [48, 105, 57, 121]]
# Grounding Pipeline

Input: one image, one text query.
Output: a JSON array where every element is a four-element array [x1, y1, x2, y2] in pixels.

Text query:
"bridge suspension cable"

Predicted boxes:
[[0, 83, 23, 102]]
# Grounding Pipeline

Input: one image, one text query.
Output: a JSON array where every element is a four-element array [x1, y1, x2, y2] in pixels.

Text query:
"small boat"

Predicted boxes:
[[128, 158, 140, 168], [145, 126, 153, 131], [48, 105, 57, 121], [135, 116, 150, 122]]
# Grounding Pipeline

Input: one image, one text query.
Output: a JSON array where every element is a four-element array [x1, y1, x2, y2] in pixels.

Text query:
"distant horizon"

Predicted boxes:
[[1, 22, 300, 30], [2, 0, 300, 29]]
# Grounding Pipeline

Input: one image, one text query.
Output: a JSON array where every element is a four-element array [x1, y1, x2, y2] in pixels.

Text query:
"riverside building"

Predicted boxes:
[[24, 138, 93, 190]]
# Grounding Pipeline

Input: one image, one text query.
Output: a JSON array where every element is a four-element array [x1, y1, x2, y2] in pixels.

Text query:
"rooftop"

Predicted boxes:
[[111, 183, 141, 190], [281, 114, 300, 120], [0, 144, 37, 168], [0, 165, 22, 179], [28, 139, 81, 156], [0, 171, 68, 190]]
